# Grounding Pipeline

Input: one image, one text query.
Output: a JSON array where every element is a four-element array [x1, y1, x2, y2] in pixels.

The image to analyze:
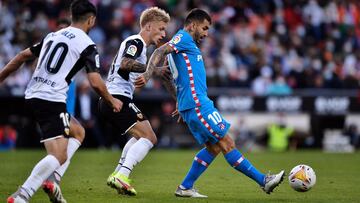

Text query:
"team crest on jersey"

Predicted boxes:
[[95, 54, 100, 68], [217, 122, 226, 130], [126, 45, 137, 56], [64, 127, 70, 136], [171, 34, 182, 44], [137, 113, 144, 120]]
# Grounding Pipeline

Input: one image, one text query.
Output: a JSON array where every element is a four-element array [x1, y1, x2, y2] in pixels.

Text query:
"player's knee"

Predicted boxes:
[[206, 145, 221, 156], [72, 125, 85, 143], [147, 133, 157, 145], [54, 153, 67, 165], [220, 136, 236, 154], [76, 125, 85, 142], [139, 129, 157, 145]]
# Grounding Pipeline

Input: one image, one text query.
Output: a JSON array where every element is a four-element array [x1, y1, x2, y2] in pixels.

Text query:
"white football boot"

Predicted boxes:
[[175, 186, 208, 198], [262, 170, 285, 194]]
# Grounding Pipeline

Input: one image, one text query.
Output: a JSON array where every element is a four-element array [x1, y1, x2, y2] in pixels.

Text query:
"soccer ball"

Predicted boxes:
[[288, 164, 316, 192]]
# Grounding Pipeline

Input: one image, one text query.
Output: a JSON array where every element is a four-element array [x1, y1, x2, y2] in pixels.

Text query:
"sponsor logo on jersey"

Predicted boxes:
[[171, 34, 182, 44], [126, 45, 137, 56], [95, 54, 100, 68]]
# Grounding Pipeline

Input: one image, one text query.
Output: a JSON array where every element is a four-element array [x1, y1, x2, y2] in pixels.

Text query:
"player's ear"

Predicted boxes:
[[146, 23, 151, 31], [190, 22, 196, 32], [89, 16, 96, 26]]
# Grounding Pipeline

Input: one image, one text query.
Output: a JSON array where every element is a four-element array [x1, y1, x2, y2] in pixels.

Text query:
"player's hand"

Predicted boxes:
[[111, 98, 123, 112], [171, 109, 183, 123], [171, 103, 183, 123], [160, 58, 172, 81], [135, 75, 147, 88], [159, 66, 172, 81]]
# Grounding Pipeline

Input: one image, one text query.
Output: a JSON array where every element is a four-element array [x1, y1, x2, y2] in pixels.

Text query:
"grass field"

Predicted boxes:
[[1, 150, 360, 203]]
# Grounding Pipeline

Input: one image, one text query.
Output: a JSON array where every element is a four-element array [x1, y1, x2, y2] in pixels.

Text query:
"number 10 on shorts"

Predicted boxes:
[[208, 111, 222, 125]]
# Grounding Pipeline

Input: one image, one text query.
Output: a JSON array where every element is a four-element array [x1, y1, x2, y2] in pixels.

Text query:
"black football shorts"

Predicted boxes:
[[26, 98, 70, 143], [98, 95, 147, 135]]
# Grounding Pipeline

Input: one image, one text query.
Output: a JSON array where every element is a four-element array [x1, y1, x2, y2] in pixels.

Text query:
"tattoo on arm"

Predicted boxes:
[[120, 57, 146, 73], [143, 44, 174, 82], [162, 75, 177, 100]]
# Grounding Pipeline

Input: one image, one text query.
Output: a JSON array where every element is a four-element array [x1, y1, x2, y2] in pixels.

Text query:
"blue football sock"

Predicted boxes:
[[224, 149, 265, 186], [181, 148, 215, 189]]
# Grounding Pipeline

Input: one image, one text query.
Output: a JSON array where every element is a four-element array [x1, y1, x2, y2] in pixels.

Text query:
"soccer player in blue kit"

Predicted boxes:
[[135, 8, 284, 198]]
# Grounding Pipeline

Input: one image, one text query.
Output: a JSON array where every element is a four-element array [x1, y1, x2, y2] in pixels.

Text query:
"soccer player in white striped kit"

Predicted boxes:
[[98, 7, 170, 196], [0, 1, 122, 202]]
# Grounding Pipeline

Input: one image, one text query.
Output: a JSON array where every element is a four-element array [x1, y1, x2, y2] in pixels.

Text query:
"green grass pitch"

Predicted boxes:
[[1, 150, 360, 203]]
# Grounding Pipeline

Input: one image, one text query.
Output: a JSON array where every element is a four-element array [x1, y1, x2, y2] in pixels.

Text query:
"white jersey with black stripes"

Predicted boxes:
[[106, 34, 147, 99], [25, 26, 100, 103]]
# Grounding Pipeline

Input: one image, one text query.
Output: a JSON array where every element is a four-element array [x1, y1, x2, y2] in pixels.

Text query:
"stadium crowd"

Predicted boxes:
[[1, 0, 360, 97], [0, 0, 359, 150]]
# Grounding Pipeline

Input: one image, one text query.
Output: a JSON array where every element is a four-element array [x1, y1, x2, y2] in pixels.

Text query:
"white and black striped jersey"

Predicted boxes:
[[106, 34, 147, 99], [25, 26, 100, 103]]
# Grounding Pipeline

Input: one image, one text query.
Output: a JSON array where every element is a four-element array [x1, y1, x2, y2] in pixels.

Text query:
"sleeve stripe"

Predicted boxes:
[[168, 43, 179, 53]]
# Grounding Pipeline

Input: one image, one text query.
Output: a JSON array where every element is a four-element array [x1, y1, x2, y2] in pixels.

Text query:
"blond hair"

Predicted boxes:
[[140, 7, 170, 28]]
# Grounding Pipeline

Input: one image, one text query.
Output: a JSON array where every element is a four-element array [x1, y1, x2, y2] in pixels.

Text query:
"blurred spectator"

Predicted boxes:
[[267, 75, 292, 95], [0, 125, 17, 151], [1, 0, 360, 149], [343, 123, 360, 148], [252, 65, 273, 95], [0, 0, 360, 94], [232, 118, 256, 152], [75, 80, 105, 148], [266, 113, 295, 151]]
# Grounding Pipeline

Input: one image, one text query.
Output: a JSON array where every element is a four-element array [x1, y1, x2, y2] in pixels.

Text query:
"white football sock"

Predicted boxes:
[[21, 155, 60, 199], [54, 138, 81, 178], [115, 137, 138, 172], [118, 138, 153, 177]]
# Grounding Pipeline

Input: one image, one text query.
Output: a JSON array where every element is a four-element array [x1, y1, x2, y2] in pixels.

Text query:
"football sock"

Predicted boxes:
[[224, 149, 265, 186], [180, 148, 215, 189], [21, 155, 60, 199], [118, 138, 153, 177], [115, 137, 138, 172], [53, 138, 81, 180]]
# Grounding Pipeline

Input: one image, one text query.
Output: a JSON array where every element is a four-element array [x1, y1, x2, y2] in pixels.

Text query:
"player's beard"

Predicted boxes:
[[194, 32, 201, 46], [195, 30, 205, 46]]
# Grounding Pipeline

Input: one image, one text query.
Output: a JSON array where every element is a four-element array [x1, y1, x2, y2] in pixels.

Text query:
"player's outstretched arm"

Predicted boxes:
[[135, 43, 174, 87], [87, 72, 123, 112], [0, 48, 35, 83]]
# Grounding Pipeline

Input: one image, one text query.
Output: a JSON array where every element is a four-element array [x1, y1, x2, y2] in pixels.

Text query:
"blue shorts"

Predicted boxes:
[[180, 103, 230, 145]]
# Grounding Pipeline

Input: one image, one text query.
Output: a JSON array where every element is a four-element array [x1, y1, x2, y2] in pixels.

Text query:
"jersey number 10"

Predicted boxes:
[[208, 111, 222, 125], [39, 40, 69, 74]]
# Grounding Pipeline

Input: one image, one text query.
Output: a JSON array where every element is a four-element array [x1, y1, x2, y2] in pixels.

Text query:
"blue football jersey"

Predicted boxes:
[[167, 29, 212, 111]]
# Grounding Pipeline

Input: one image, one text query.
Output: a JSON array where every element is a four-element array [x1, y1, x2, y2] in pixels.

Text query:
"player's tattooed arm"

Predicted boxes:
[[158, 59, 177, 100], [142, 44, 174, 82], [120, 57, 146, 73]]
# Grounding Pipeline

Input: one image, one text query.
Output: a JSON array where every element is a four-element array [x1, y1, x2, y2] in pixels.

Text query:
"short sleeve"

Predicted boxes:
[[29, 39, 44, 57], [80, 45, 100, 73], [168, 33, 187, 53], [122, 39, 144, 59]]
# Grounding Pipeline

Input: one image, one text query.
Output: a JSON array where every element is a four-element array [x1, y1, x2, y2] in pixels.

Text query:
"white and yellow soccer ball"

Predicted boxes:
[[288, 164, 316, 192]]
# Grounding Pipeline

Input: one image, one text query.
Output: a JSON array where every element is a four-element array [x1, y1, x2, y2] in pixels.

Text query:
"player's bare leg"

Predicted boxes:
[[43, 117, 84, 203], [7, 138, 68, 203]]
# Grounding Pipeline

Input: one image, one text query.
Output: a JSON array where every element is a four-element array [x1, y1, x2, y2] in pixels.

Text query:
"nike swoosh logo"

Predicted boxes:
[[115, 178, 132, 190]]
